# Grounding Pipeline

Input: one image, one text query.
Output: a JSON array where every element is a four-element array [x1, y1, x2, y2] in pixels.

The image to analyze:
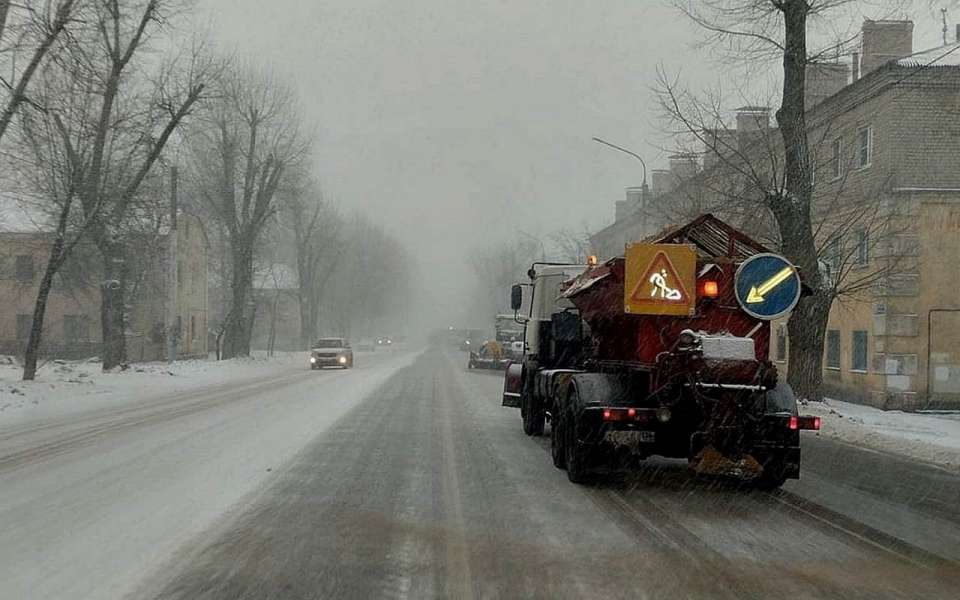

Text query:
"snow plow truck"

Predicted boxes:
[[502, 214, 820, 488]]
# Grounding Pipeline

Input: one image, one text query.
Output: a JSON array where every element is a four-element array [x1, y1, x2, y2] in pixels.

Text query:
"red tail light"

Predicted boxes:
[[789, 415, 820, 430]]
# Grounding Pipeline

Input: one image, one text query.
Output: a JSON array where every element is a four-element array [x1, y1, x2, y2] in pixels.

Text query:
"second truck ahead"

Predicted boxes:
[[502, 215, 820, 488]]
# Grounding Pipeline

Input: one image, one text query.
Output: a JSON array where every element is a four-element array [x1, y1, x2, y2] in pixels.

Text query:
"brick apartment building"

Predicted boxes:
[[0, 212, 209, 361], [590, 19, 960, 409]]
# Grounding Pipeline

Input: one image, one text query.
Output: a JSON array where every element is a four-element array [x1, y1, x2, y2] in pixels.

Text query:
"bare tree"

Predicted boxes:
[[73, 1, 214, 371], [191, 61, 308, 359], [664, 0, 911, 400], [281, 180, 342, 349], [0, 0, 79, 144], [15, 0, 213, 376]]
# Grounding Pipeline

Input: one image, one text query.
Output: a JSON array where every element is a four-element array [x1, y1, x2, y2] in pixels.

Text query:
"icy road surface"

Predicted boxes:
[[2, 347, 959, 599]]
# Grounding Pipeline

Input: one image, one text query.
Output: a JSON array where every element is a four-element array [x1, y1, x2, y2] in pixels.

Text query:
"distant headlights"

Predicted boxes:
[[338, 355, 348, 364]]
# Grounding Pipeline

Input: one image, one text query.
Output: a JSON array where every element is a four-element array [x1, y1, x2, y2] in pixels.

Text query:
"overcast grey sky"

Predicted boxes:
[[195, 0, 949, 324]]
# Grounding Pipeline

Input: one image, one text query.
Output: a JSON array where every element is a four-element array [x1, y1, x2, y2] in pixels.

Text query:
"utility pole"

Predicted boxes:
[[166, 166, 179, 364]]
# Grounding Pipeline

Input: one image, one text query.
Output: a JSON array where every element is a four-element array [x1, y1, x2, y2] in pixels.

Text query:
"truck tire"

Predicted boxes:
[[551, 408, 566, 469], [565, 409, 592, 484], [521, 391, 545, 436], [563, 386, 593, 484]]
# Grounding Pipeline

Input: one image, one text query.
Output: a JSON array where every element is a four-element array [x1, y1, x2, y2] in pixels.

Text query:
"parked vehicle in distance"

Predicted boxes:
[[468, 339, 510, 370], [310, 337, 353, 369]]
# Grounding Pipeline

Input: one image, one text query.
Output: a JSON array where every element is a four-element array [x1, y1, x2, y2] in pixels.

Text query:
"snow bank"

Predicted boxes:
[[0, 351, 311, 427], [804, 398, 960, 471]]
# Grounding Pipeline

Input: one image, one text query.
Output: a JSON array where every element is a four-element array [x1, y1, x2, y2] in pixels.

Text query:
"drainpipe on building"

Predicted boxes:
[[925, 308, 960, 405], [167, 166, 179, 364]]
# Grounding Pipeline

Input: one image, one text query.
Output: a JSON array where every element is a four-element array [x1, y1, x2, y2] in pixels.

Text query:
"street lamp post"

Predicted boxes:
[[592, 136, 649, 201]]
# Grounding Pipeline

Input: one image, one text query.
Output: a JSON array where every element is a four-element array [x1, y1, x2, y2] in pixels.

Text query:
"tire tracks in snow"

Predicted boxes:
[[0, 367, 325, 474]]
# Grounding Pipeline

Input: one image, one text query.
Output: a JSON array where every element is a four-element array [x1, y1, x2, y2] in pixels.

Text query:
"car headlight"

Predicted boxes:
[[310, 357, 317, 363], [338, 356, 347, 364], [464, 340, 470, 345]]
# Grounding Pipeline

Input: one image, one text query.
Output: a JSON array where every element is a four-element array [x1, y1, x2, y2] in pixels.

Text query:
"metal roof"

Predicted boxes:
[[649, 213, 771, 262], [896, 42, 960, 67]]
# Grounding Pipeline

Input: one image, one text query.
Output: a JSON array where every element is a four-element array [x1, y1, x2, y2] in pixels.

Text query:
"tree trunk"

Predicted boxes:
[[222, 242, 253, 359], [774, 0, 828, 401], [99, 243, 129, 370], [22, 256, 60, 380]]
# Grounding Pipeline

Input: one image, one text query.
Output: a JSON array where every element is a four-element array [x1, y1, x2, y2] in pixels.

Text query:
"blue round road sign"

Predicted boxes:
[[734, 253, 801, 320]]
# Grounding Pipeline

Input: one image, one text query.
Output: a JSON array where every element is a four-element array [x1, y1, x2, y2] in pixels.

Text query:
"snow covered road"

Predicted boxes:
[[0, 349, 418, 600], [132, 348, 960, 600]]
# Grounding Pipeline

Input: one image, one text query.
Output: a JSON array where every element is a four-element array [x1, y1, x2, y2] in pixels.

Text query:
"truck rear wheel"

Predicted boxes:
[[551, 409, 566, 469], [521, 392, 545, 436], [564, 406, 592, 484]]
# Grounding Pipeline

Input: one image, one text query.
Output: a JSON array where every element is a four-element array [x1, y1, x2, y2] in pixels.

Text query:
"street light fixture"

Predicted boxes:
[[592, 136, 649, 200]]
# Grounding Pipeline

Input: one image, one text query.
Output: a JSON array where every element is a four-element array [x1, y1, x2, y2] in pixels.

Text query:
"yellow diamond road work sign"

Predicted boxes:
[[624, 243, 697, 316]]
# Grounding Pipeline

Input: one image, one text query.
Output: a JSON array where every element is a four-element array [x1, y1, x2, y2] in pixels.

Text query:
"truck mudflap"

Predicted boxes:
[[502, 362, 523, 407]]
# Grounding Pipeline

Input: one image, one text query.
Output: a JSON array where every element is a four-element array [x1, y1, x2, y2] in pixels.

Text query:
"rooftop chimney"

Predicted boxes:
[[614, 187, 644, 223], [650, 169, 675, 198], [805, 62, 850, 109], [668, 153, 699, 181], [860, 20, 913, 76], [852, 52, 860, 82], [702, 128, 738, 170], [734, 106, 770, 132]]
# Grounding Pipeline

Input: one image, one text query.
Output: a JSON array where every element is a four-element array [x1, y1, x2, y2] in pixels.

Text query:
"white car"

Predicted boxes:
[[310, 337, 354, 369]]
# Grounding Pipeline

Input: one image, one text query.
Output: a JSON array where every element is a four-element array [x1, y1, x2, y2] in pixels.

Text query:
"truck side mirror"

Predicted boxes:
[[511, 284, 523, 311]]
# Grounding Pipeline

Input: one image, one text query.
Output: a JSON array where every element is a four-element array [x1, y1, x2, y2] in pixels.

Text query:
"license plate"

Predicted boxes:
[[605, 430, 656, 446]]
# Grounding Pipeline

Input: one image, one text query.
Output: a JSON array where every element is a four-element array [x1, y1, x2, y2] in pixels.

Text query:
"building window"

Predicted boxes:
[[851, 330, 868, 372], [826, 329, 841, 369], [16, 314, 32, 341], [15, 255, 34, 282], [776, 324, 787, 362], [831, 137, 843, 179], [190, 315, 196, 341], [854, 229, 868, 266], [64, 315, 90, 343], [856, 126, 873, 169]]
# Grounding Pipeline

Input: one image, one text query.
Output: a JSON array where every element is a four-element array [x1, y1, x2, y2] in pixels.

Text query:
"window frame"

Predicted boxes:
[[856, 126, 873, 170], [851, 330, 868, 373], [15, 255, 34, 283], [826, 329, 841, 370], [830, 137, 843, 180], [854, 229, 869, 266]]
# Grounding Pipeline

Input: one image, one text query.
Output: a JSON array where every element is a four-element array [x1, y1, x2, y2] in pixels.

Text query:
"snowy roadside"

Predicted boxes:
[[804, 398, 960, 471], [0, 351, 314, 427]]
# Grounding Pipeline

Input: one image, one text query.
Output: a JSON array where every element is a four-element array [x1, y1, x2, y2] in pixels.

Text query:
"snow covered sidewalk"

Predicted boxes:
[[805, 398, 960, 471], [0, 351, 311, 428]]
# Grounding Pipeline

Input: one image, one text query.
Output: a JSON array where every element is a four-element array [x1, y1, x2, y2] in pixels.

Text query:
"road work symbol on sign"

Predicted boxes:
[[734, 253, 801, 320], [649, 267, 683, 300], [624, 243, 696, 316]]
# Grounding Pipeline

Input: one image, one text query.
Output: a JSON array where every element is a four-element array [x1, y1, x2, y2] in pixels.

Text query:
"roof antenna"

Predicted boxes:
[[942, 7, 948, 45]]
